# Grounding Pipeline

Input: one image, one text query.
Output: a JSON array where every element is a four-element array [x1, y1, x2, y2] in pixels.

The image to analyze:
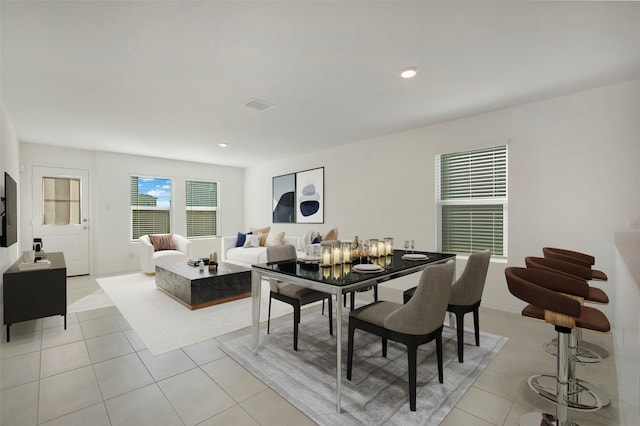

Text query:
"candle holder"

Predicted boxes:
[[342, 242, 352, 264], [333, 246, 342, 265], [321, 245, 333, 267], [384, 237, 394, 256], [369, 239, 379, 258]]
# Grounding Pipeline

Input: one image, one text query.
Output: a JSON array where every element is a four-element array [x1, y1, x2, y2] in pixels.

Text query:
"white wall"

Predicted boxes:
[[1, 102, 22, 326], [20, 145, 245, 275], [244, 78, 640, 318], [614, 232, 640, 425]]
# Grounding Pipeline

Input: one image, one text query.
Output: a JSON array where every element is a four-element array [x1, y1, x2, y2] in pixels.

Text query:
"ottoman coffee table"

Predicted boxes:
[[155, 262, 251, 310]]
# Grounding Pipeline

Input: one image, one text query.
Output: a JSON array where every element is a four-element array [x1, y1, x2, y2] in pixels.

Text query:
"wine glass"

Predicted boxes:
[[403, 240, 410, 255], [410, 240, 415, 253]]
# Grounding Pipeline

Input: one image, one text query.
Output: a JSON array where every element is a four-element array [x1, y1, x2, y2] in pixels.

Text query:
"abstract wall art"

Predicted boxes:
[[272, 173, 296, 223], [295, 167, 324, 224]]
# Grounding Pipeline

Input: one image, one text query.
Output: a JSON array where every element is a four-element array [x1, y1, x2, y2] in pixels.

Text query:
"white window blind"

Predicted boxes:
[[437, 145, 507, 256], [130, 176, 172, 240], [186, 180, 218, 238]]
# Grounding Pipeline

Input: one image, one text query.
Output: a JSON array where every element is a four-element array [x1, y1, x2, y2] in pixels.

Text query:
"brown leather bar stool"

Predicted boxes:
[[525, 256, 611, 408], [505, 267, 610, 426], [538, 250, 610, 360], [543, 247, 608, 281]]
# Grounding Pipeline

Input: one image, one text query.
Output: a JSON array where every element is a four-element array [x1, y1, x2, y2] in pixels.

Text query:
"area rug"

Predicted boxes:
[[221, 310, 507, 425], [97, 273, 311, 355]]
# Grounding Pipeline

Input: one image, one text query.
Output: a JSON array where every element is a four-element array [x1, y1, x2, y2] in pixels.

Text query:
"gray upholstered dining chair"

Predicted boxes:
[[446, 250, 491, 363], [266, 244, 333, 351], [347, 260, 455, 411], [403, 250, 490, 363]]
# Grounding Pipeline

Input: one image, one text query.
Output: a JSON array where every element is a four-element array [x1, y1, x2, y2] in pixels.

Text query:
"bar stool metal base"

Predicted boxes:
[[528, 374, 604, 411], [544, 341, 601, 364], [519, 411, 579, 426], [548, 337, 609, 359]]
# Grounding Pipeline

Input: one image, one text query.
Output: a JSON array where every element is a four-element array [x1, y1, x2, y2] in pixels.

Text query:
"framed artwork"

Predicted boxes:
[[272, 173, 296, 223], [295, 167, 324, 223]]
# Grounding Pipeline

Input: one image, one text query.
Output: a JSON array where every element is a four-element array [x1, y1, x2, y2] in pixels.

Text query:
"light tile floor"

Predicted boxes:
[[0, 276, 620, 425]]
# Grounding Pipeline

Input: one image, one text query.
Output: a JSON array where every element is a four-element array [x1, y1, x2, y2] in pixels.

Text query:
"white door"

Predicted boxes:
[[32, 166, 90, 276]]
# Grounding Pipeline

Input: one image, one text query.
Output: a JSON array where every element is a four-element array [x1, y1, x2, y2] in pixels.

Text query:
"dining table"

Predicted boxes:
[[250, 249, 456, 413]]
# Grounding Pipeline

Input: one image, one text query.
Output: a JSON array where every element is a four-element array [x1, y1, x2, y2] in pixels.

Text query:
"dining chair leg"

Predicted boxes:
[[473, 307, 480, 347], [267, 295, 272, 334], [382, 337, 388, 358], [328, 296, 333, 336], [293, 302, 301, 351], [350, 292, 355, 311], [407, 344, 418, 411], [347, 321, 355, 380], [436, 333, 443, 383], [455, 311, 465, 363]]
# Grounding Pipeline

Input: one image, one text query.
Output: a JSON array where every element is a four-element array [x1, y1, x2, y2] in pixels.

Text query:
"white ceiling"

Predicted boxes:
[[2, 1, 640, 168]]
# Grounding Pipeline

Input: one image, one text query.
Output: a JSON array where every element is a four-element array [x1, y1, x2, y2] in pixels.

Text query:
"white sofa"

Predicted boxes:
[[221, 235, 306, 268], [139, 234, 192, 274]]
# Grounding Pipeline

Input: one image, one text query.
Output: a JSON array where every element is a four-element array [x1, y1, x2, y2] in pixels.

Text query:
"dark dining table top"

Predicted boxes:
[[252, 249, 456, 288]]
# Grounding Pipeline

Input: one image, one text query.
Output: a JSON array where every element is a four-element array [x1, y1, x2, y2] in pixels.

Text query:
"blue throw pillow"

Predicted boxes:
[[236, 231, 252, 247], [311, 235, 322, 244]]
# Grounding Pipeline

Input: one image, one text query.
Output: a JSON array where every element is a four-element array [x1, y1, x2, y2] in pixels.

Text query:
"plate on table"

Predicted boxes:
[[299, 256, 321, 263], [353, 264, 384, 273], [402, 253, 428, 261]]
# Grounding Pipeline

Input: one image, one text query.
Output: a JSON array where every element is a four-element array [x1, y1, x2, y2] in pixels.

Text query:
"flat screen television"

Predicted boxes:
[[1, 171, 18, 247]]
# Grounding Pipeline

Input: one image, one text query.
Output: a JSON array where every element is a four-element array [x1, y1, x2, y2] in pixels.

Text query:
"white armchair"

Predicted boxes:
[[139, 234, 192, 274]]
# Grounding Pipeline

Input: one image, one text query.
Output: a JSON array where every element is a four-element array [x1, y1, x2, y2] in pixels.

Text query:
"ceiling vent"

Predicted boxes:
[[243, 98, 274, 111]]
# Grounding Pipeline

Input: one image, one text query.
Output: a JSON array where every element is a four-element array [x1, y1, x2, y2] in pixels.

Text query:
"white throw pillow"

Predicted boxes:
[[243, 233, 262, 248]]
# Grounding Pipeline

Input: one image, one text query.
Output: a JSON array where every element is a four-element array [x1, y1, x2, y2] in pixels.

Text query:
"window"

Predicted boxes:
[[186, 180, 218, 238], [42, 177, 81, 225], [130, 176, 172, 240], [436, 145, 507, 257]]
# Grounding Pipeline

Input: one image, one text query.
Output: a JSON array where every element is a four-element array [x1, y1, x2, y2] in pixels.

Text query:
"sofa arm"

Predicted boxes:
[[172, 234, 192, 258], [220, 236, 238, 262], [139, 235, 155, 273]]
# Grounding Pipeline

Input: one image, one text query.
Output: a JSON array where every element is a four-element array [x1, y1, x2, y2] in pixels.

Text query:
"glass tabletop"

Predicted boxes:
[[252, 250, 456, 288]]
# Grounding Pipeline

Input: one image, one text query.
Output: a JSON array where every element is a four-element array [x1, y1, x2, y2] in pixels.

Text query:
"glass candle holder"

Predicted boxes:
[[369, 239, 379, 257], [385, 237, 394, 255], [332, 246, 342, 265], [342, 242, 352, 264], [321, 245, 332, 267]]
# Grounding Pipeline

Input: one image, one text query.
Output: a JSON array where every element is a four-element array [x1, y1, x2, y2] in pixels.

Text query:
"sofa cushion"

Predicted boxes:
[[149, 234, 175, 252], [249, 226, 271, 235], [227, 247, 269, 265], [265, 231, 285, 246], [244, 234, 262, 248], [235, 231, 252, 247]]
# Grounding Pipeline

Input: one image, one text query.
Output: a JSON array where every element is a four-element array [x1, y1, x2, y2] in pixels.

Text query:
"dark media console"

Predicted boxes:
[[3, 252, 67, 342]]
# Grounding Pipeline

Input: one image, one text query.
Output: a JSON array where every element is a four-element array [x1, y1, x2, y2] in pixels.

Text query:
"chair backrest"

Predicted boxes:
[[384, 260, 455, 335], [543, 247, 595, 267], [449, 250, 491, 306], [320, 240, 341, 247], [266, 244, 297, 292], [266, 244, 297, 263], [525, 256, 592, 280], [504, 267, 582, 319]]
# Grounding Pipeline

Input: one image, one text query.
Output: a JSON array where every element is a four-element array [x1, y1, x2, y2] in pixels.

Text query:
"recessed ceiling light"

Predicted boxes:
[[400, 67, 418, 79], [218, 143, 228, 148]]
